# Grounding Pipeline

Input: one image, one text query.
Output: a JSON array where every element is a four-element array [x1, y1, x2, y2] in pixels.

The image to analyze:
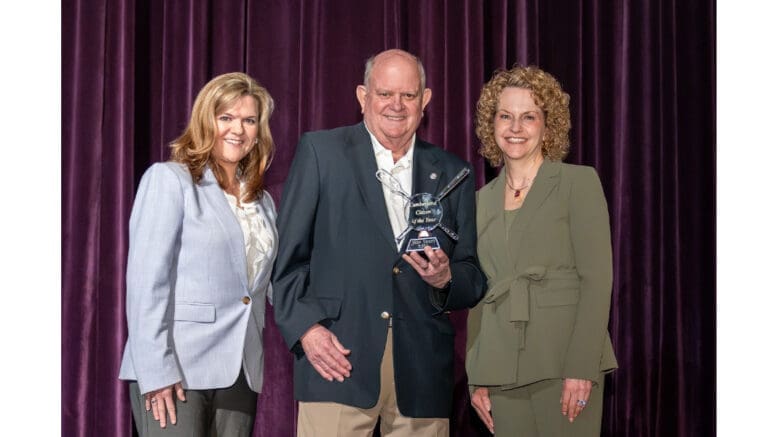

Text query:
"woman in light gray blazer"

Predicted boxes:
[[119, 72, 278, 436], [466, 66, 617, 436]]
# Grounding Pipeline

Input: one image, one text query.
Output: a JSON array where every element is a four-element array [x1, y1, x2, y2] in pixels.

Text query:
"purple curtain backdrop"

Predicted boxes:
[[62, 1, 715, 436]]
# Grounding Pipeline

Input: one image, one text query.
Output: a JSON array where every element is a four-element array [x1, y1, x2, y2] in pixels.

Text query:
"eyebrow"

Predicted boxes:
[[496, 108, 541, 114], [219, 111, 258, 118], [375, 88, 418, 95]]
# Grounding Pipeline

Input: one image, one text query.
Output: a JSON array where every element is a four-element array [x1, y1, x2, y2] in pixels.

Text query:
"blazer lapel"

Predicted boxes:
[[508, 160, 561, 265], [412, 141, 442, 197], [344, 123, 397, 251], [200, 167, 249, 290]]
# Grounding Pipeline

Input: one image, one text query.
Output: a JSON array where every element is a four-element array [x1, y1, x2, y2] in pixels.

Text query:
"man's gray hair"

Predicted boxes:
[[363, 51, 427, 92]]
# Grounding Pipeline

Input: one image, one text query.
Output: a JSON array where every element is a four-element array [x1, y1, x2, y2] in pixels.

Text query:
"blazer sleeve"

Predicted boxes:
[[272, 134, 329, 350], [562, 166, 614, 382], [431, 162, 487, 311], [125, 163, 184, 394]]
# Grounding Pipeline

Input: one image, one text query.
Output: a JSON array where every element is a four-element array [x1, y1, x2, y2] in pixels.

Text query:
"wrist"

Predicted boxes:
[[434, 276, 452, 291]]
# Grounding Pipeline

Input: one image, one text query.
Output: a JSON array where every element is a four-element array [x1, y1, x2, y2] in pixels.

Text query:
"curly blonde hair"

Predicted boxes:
[[170, 72, 275, 202], [475, 65, 570, 167]]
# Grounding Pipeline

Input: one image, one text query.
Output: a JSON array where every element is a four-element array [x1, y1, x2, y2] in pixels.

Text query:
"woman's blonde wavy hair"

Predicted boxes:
[[475, 65, 571, 167], [170, 72, 275, 202]]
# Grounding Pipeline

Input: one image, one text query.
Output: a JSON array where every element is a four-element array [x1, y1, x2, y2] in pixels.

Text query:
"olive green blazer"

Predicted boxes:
[[466, 160, 617, 388]]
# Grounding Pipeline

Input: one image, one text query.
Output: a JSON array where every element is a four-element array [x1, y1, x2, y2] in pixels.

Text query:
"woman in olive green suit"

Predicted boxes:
[[466, 66, 617, 436]]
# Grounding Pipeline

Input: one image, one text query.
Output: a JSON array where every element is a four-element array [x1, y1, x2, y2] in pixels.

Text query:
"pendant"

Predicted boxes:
[[514, 190, 521, 198]]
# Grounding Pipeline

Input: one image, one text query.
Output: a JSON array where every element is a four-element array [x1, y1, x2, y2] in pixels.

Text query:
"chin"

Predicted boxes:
[[381, 126, 408, 136]]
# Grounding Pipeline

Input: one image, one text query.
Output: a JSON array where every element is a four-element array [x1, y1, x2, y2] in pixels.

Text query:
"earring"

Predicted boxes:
[[254, 138, 259, 144]]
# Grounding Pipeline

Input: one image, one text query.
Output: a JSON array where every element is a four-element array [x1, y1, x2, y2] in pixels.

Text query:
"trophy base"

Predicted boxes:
[[406, 237, 440, 252]]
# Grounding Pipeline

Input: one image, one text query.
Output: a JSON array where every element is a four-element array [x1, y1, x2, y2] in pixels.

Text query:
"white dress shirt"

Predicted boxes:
[[223, 184, 275, 286], [368, 130, 415, 251]]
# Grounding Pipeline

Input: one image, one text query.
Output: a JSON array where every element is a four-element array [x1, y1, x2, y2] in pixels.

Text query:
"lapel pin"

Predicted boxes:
[[429, 172, 438, 180]]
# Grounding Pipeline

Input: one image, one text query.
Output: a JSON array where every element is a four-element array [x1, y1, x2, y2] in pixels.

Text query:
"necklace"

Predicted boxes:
[[505, 158, 542, 199], [506, 177, 532, 199]]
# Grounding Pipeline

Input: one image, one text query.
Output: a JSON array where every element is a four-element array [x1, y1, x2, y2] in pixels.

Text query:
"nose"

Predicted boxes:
[[230, 118, 244, 134], [390, 94, 404, 111], [509, 117, 522, 132]]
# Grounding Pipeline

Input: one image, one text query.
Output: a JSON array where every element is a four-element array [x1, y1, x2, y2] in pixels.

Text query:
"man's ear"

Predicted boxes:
[[421, 88, 432, 111], [356, 85, 368, 114]]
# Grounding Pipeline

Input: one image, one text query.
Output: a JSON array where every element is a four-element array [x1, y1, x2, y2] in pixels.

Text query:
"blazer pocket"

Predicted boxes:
[[536, 289, 580, 307], [174, 302, 216, 323]]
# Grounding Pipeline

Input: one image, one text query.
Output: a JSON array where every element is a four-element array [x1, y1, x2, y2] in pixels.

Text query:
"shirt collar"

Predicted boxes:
[[366, 126, 415, 168]]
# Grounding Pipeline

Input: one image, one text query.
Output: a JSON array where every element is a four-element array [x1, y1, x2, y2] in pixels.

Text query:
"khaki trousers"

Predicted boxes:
[[297, 328, 449, 436]]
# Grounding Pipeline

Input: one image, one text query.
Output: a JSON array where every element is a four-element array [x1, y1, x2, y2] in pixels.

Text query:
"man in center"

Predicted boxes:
[[273, 49, 486, 436]]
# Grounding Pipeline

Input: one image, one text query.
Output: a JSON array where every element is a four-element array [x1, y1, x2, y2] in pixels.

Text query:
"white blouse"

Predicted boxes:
[[222, 185, 275, 287]]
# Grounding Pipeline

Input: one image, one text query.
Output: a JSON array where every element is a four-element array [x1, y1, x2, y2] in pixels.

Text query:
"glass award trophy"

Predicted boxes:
[[376, 167, 470, 251]]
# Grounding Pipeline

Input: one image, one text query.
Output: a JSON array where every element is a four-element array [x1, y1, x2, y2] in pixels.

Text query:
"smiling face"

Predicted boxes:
[[356, 51, 431, 156], [494, 87, 546, 164], [211, 94, 259, 176]]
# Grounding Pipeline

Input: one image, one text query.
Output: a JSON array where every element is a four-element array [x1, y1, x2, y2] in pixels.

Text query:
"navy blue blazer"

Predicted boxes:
[[272, 123, 486, 418]]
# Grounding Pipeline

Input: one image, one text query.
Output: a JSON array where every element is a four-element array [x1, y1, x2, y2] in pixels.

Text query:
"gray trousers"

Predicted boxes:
[[129, 371, 257, 437]]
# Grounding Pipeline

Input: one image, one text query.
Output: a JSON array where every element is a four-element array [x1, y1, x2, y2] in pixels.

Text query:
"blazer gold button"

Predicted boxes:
[[241, 296, 251, 305], [380, 311, 390, 319], [392, 267, 400, 275]]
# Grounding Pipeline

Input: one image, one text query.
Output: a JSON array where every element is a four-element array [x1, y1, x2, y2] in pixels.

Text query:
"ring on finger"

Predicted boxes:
[[150, 399, 158, 404], [576, 399, 587, 407]]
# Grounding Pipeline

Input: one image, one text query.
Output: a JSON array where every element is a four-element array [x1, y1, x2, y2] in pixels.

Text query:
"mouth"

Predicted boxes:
[[224, 138, 244, 146], [504, 137, 527, 144], [383, 115, 406, 122]]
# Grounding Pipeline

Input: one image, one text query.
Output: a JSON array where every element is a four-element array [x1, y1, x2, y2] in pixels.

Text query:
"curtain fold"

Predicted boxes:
[[62, 1, 715, 435]]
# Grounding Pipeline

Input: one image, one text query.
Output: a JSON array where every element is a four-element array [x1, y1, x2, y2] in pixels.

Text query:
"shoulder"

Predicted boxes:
[[478, 173, 501, 193], [558, 162, 601, 185], [142, 161, 190, 181], [131, 162, 190, 211], [558, 163, 607, 205], [418, 138, 470, 170], [137, 162, 191, 190], [299, 123, 364, 146]]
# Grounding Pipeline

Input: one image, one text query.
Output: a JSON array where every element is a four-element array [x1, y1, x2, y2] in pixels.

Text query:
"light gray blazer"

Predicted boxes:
[[118, 162, 277, 395]]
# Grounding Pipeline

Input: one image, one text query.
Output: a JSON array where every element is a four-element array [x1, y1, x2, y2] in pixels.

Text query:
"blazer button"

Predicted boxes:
[[241, 296, 251, 305], [392, 267, 400, 275], [380, 311, 390, 319]]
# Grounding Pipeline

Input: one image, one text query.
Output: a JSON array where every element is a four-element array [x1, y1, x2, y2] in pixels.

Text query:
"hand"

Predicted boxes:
[[144, 382, 186, 428], [560, 378, 592, 422], [470, 387, 495, 434], [300, 323, 352, 382], [401, 246, 452, 289]]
